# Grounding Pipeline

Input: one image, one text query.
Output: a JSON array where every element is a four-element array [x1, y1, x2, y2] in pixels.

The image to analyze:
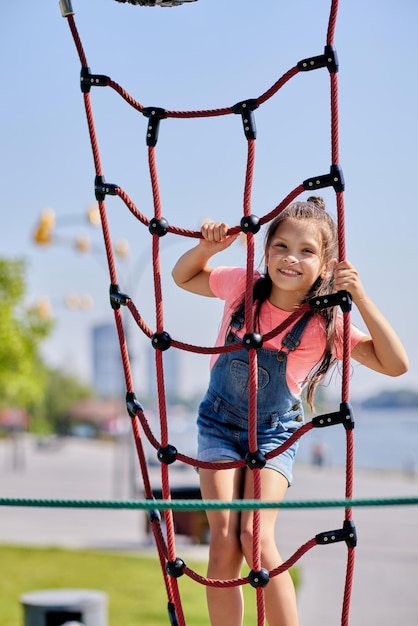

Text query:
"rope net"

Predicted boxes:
[[61, 1, 356, 624]]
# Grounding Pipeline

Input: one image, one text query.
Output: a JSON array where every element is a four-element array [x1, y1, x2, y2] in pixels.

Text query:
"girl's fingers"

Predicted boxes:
[[202, 222, 230, 242]]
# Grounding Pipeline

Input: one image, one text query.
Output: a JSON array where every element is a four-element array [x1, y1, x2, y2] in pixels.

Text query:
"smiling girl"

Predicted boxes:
[[172, 196, 408, 626]]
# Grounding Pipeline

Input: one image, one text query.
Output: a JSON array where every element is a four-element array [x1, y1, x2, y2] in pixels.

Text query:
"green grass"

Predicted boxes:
[[2, 544, 296, 625]]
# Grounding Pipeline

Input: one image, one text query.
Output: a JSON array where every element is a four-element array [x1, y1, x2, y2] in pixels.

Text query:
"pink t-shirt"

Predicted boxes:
[[209, 266, 366, 396]]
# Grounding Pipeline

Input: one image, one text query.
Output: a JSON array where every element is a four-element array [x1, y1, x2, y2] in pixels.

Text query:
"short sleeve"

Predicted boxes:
[[334, 315, 367, 360], [209, 266, 254, 303]]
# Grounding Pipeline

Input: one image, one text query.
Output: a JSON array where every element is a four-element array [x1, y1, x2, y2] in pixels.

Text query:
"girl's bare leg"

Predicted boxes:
[[199, 467, 245, 626], [240, 469, 299, 626]]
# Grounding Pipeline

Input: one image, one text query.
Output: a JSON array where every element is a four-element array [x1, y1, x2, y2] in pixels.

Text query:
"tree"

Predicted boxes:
[[42, 369, 94, 433], [0, 258, 52, 411]]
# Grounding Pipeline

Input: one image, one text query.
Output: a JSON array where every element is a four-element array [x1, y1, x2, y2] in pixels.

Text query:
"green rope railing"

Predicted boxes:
[[1, 496, 417, 510]]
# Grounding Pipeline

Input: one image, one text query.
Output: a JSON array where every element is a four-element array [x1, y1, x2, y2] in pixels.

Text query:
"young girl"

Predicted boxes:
[[172, 197, 408, 626]]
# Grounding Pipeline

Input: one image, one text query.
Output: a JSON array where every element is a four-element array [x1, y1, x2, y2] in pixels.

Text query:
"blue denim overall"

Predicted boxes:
[[197, 310, 311, 484]]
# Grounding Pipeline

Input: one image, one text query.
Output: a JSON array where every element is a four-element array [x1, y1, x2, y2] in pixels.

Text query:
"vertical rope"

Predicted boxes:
[[341, 547, 356, 626], [242, 137, 266, 625], [147, 144, 179, 583], [243, 137, 257, 458], [148, 146, 164, 333], [67, 14, 88, 67], [328, 0, 356, 619], [131, 414, 153, 498], [327, 0, 340, 45], [114, 309, 134, 393], [256, 585, 265, 626]]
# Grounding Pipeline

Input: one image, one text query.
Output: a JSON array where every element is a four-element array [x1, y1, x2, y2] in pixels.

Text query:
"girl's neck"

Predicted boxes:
[[268, 289, 305, 312]]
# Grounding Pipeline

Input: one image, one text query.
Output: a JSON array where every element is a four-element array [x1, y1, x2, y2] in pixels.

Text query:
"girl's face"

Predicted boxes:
[[265, 218, 329, 308]]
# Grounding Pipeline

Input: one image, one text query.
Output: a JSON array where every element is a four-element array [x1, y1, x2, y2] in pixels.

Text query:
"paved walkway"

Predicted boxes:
[[1, 435, 417, 625]]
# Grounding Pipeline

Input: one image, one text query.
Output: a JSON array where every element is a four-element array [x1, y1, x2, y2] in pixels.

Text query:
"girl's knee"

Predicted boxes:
[[209, 532, 243, 570], [240, 526, 278, 566], [240, 526, 254, 561], [210, 530, 241, 554]]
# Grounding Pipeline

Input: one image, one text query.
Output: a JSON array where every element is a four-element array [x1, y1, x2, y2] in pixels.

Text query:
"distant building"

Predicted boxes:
[[147, 343, 180, 401], [92, 323, 125, 398], [92, 322, 182, 401]]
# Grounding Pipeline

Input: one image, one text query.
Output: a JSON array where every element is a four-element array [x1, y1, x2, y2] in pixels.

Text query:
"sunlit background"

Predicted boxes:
[[1, 0, 417, 402]]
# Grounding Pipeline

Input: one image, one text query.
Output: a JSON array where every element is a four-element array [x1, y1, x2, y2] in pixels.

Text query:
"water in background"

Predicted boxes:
[[298, 406, 418, 473], [164, 407, 418, 474]]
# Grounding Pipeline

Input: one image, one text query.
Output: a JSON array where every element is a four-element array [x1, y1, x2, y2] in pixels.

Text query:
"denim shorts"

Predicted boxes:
[[197, 390, 302, 486]]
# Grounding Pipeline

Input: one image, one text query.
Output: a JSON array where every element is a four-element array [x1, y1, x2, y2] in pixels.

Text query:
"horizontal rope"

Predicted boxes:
[[1, 496, 417, 510]]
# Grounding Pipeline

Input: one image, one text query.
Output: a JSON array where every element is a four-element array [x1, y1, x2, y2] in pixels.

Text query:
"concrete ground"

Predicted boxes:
[[1, 435, 417, 625]]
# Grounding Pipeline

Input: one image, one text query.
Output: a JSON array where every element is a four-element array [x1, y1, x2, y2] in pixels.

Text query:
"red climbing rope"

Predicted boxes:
[[61, 1, 356, 624]]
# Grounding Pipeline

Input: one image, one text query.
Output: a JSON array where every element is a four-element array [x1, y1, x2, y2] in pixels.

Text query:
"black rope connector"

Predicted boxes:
[[151, 331, 172, 351], [303, 164, 345, 193], [148, 217, 169, 237], [232, 99, 259, 140], [246, 449, 267, 470], [312, 402, 355, 431], [310, 290, 352, 313], [126, 392, 143, 417], [147, 505, 161, 524], [157, 444, 178, 465], [240, 214, 260, 234], [316, 519, 357, 548], [297, 44, 338, 74], [166, 557, 186, 578], [242, 333, 263, 350], [167, 602, 178, 626], [109, 283, 130, 310], [142, 107, 167, 147], [80, 67, 110, 93], [248, 568, 270, 588], [95, 175, 118, 201]]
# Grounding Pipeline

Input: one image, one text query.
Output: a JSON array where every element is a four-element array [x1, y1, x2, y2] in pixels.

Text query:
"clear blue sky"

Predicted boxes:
[[1, 0, 417, 401]]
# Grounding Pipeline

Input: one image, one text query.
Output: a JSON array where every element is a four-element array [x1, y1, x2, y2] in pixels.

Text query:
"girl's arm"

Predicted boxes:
[[334, 260, 409, 377], [172, 222, 238, 297]]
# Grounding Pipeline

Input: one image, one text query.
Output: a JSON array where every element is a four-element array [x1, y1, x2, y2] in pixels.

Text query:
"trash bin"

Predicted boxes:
[[149, 486, 209, 544], [20, 589, 107, 626]]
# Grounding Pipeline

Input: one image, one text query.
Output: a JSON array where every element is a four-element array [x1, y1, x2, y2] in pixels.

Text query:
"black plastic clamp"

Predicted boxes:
[[246, 450, 267, 470], [149, 217, 169, 237], [166, 557, 186, 578], [248, 568, 270, 588], [310, 290, 352, 313], [297, 44, 338, 73], [312, 402, 355, 431], [242, 333, 263, 351], [151, 331, 172, 351], [157, 444, 178, 465], [95, 175, 118, 202], [80, 67, 110, 93], [142, 107, 167, 147], [167, 602, 177, 626], [303, 164, 345, 193], [232, 99, 259, 140], [316, 519, 357, 548], [240, 214, 260, 234], [126, 392, 144, 417], [147, 505, 161, 524], [109, 283, 130, 310]]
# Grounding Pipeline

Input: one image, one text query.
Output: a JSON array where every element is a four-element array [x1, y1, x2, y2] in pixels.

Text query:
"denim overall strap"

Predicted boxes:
[[227, 302, 312, 353], [279, 311, 312, 354]]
